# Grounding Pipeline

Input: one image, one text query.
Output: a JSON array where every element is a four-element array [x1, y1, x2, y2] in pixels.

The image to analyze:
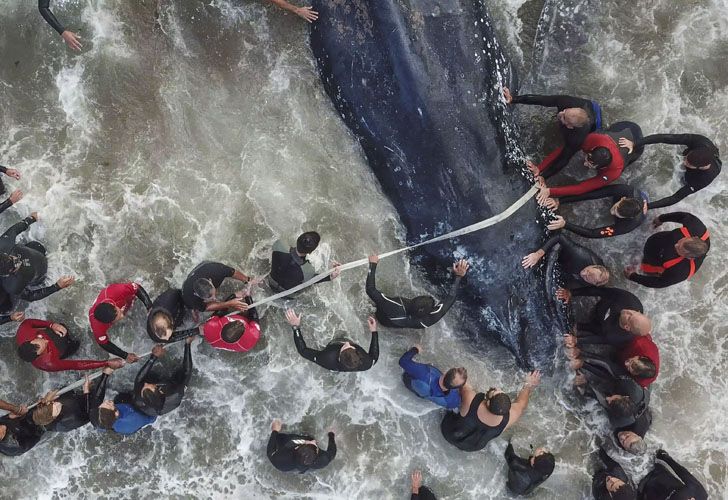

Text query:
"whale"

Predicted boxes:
[[309, 0, 561, 369]]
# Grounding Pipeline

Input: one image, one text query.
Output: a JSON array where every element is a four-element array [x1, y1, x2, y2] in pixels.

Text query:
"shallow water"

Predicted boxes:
[[0, 0, 725, 498]]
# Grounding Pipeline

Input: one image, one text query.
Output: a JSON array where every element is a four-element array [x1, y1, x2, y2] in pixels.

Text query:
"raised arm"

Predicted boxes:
[[366, 317, 379, 365], [637, 133, 714, 151], [134, 354, 158, 393], [20, 282, 61, 302], [647, 185, 694, 210], [265, 0, 319, 22], [38, 0, 65, 34], [505, 371, 541, 430], [656, 212, 706, 233], [365, 260, 384, 302], [0, 215, 36, 244]]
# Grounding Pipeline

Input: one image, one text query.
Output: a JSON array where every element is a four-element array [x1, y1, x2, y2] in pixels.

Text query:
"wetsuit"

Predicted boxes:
[[0, 193, 18, 217], [571, 287, 644, 347], [39, 391, 94, 432], [0, 414, 44, 456], [292, 325, 378, 372], [203, 312, 261, 352], [89, 282, 152, 359], [411, 487, 437, 500], [366, 262, 462, 328], [399, 348, 460, 410], [614, 408, 652, 446], [88, 372, 111, 429], [505, 443, 552, 496], [15, 318, 115, 372], [133, 342, 193, 417], [628, 212, 709, 288], [639, 451, 708, 500], [558, 184, 648, 238], [111, 393, 156, 435], [592, 448, 635, 500], [541, 234, 605, 289], [618, 335, 660, 388], [440, 393, 509, 452], [181, 261, 235, 311], [635, 133, 721, 209], [38, 0, 66, 35], [146, 288, 197, 343], [604, 122, 644, 165], [509, 93, 598, 178], [267, 431, 336, 473], [269, 239, 331, 292]]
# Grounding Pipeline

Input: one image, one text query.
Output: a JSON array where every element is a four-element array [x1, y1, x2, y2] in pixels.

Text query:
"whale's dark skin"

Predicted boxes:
[[309, 0, 560, 369]]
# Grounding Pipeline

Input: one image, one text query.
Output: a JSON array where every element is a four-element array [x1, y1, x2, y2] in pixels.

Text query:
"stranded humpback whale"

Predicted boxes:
[[309, 0, 560, 368]]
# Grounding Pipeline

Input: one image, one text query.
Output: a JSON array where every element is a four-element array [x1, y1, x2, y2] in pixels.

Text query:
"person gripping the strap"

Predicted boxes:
[[132, 339, 194, 417], [181, 261, 253, 313], [38, 0, 82, 51], [203, 293, 261, 352], [89, 282, 153, 363], [399, 346, 466, 410], [90, 367, 157, 435], [269, 231, 341, 292], [146, 288, 198, 343], [286, 309, 379, 372], [30, 375, 102, 433], [624, 212, 710, 288], [366, 255, 468, 329]]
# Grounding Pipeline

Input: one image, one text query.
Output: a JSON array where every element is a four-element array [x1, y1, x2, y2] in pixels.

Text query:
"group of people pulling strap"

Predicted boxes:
[[508, 86, 714, 499]]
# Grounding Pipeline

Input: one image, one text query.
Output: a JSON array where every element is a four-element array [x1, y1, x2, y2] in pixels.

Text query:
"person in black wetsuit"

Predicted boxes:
[[592, 448, 636, 500], [639, 450, 708, 500], [620, 133, 721, 210], [614, 408, 652, 455], [0, 164, 23, 199], [505, 442, 556, 496], [146, 288, 199, 343], [544, 184, 648, 239], [366, 255, 469, 329], [38, 0, 82, 51], [0, 410, 44, 456], [267, 419, 336, 473], [0, 189, 23, 218], [286, 309, 379, 372], [409, 470, 437, 500], [30, 374, 105, 432], [503, 88, 599, 178], [181, 261, 252, 313], [269, 231, 341, 292], [132, 338, 194, 417], [522, 233, 609, 289], [624, 212, 709, 288], [441, 371, 541, 452]]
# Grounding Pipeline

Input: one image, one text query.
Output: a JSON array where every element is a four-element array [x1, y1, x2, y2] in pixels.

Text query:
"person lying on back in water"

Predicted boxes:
[[624, 212, 709, 288], [265, 0, 319, 22], [16, 318, 125, 372], [542, 184, 648, 239], [90, 368, 156, 435], [269, 231, 341, 292], [502, 87, 601, 179], [366, 255, 469, 329], [409, 470, 437, 500], [522, 233, 609, 289], [182, 261, 254, 313], [440, 371, 541, 452], [132, 339, 194, 417], [399, 345, 466, 410], [592, 447, 636, 500], [30, 375, 104, 433], [0, 408, 44, 457], [38, 0, 82, 50], [285, 309, 379, 372], [505, 442, 556, 496], [639, 449, 708, 500], [267, 419, 336, 473], [203, 293, 262, 352], [620, 132, 721, 210]]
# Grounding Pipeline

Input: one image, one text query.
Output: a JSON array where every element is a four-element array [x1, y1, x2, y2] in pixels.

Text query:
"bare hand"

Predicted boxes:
[[522, 250, 544, 269], [102, 366, 115, 375], [61, 30, 83, 51], [642, 200, 648, 215], [367, 316, 377, 332], [565, 346, 581, 360], [368, 254, 379, 264], [623, 265, 638, 278], [618, 137, 634, 154], [569, 359, 583, 370], [411, 469, 423, 492], [294, 6, 318, 22], [285, 308, 301, 327], [4, 168, 21, 180], [152, 344, 166, 358], [563, 334, 577, 348], [542, 197, 559, 210], [50, 322, 67, 336], [226, 299, 249, 312], [126, 353, 140, 363], [413, 344, 423, 353], [56, 275, 75, 289], [107, 358, 125, 369], [555, 287, 571, 303], [573, 372, 587, 386], [271, 419, 282, 432], [526, 160, 539, 176], [10, 311, 25, 322], [652, 217, 663, 229], [30, 211, 39, 221], [185, 335, 195, 345], [502, 87, 513, 104], [536, 186, 552, 205], [83, 374, 91, 394], [547, 215, 566, 231], [452, 259, 469, 277], [16, 404, 28, 416], [330, 261, 342, 279], [9, 190, 23, 204], [524, 370, 541, 389]]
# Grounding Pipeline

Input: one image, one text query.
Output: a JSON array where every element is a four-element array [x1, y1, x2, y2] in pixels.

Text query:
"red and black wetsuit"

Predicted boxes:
[[628, 212, 709, 288]]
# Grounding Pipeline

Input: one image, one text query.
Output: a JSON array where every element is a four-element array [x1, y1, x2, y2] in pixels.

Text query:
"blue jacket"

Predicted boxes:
[[399, 348, 460, 409], [112, 404, 156, 435]]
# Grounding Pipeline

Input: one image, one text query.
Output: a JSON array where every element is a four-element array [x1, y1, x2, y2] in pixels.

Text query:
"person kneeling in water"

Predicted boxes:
[[366, 255, 469, 329], [522, 234, 609, 290], [30, 375, 106, 433], [90, 367, 156, 435], [505, 442, 556, 496], [203, 294, 261, 352], [132, 339, 194, 417], [399, 345, 466, 410], [267, 419, 336, 473], [286, 309, 379, 372], [146, 288, 199, 343]]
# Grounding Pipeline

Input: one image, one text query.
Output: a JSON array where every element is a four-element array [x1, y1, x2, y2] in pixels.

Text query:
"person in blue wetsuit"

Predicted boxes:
[[89, 367, 156, 435], [399, 346, 466, 410]]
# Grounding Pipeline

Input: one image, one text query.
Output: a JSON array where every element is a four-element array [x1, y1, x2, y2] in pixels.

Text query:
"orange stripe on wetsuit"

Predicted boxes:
[[640, 227, 710, 278]]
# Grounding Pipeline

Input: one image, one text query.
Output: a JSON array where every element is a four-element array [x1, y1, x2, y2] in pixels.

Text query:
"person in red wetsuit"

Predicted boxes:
[[15, 319, 124, 372], [624, 212, 709, 288], [89, 282, 152, 362], [618, 335, 660, 388], [203, 295, 261, 352]]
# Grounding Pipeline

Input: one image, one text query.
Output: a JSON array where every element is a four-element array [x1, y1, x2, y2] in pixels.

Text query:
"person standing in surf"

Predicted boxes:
[[267, 419, 336, 473]]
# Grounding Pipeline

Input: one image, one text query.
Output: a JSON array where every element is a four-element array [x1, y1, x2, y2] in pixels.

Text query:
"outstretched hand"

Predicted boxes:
[[524, 370, 541, 389], [452, 259, 469, 277], [367, 316, 377, 332], [61, 31, 82, 51], [294, 6, 318, 22], [411, 470, 423, 492], [522, 250, 544, 269], [618, 137, 634, 154], [285, 309, 301, 327], [9, 190, 23, 204], [623, 265, 638, 278], [502, 87, 513, 104]]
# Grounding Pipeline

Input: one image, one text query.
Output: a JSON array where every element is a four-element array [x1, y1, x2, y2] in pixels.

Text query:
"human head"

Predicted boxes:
[[685, 148, 713, 169], [94, 302, 121, 324], [618, 431, 646, 455], [625, 356, 656, 379], [193, 278, 216, 303], [0, 423, 6, 440], [618, 310, 652, 336], [530, 449, 556, 477], [141, 384, 165, 413], [151, 312, 174, 341], [0, 253, 20, 276], [32, 402, 62, 426], [296, 231, 321, 255], [221, 320, 246, 343], [409, 296, 436, 319], [606, 395, 636, 419], [293, 443, 318, 466], [97, 401, 119, 430], [443, 367, 468, 389], [675, 237, 709, 258], [557, 108, 589, 129], [585, 147, 612, 168], [339, 345, 366, 370], [485, 388, 511, 416], [18, 338, 47, 362], [611, 197, 642, 219], [580, 265, 610, 286]]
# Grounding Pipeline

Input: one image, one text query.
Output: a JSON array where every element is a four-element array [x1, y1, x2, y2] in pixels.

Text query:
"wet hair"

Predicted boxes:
[[97, 407, 118, 430], [94, 302, 117, 324], [221, 321, 246, 343], [0, 253, 17, 276], [532, 452, 556, 477], [151, 312, 173, 342], [443, 367, 468, 389], [409, 296, 436, 319], [686, 147, 714, 168], [587, 147, 612, 168], [339, 348, 366, 370], [296, 231, 321, 254], [142, 387, 165, 412], [607, 396, 636, 419], [620, 433, 647, 455], [615, 198, 642, 219], [681, 237, 709, 258], [565, 108, 590, 128], [17, 341, 41, 362], [32, 403, 56, 426], [293, 443, 318, 466], [589, 265, 610, 286], [193, 278, 215, 301], [630, 357, 657, 379], [486, 392, 512, 416]]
